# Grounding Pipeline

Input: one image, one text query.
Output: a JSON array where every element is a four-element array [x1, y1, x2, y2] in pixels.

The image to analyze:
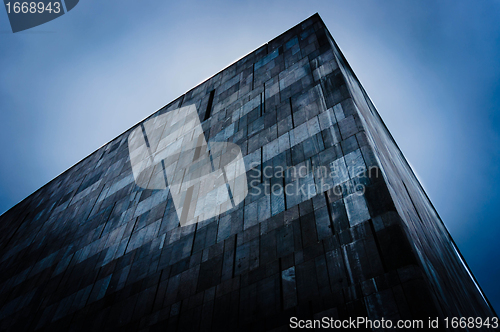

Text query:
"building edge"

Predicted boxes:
[[316, 14, 497, 320]]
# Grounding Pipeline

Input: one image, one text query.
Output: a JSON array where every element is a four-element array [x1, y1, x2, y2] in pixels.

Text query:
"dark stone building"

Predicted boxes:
[[0, 13, 496, 331]]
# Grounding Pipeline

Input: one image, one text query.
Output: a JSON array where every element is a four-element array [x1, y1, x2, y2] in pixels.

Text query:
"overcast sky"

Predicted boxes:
[[1, 0, 499, 311]]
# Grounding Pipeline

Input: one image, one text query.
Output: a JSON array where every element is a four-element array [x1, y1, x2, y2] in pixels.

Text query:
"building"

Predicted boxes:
[[0, 13, 496, 331]]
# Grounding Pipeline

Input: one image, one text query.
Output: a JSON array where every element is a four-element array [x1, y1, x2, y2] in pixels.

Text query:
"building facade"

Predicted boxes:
[[0, 14, 496, 331]]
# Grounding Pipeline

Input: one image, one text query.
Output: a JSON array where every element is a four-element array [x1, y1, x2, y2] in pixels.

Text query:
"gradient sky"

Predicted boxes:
[[1, 0, 499, 312]]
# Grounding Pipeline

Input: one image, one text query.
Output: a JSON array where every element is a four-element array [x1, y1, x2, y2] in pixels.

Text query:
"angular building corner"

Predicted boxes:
[[0, 13, 496, 331]]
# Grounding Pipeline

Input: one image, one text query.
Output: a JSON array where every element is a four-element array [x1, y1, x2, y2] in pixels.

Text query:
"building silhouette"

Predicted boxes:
[[0, 13, 496, 331]]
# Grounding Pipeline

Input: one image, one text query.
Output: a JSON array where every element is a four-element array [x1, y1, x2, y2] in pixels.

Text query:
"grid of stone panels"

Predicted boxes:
[[0, 13, 494, 332]]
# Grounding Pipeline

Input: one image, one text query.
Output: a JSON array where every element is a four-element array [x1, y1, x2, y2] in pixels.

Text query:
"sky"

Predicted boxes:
[[1, 0, 500, 312]]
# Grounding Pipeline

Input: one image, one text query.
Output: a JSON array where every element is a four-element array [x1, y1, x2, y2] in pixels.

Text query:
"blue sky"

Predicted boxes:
[[1, 0, 499, 311]]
